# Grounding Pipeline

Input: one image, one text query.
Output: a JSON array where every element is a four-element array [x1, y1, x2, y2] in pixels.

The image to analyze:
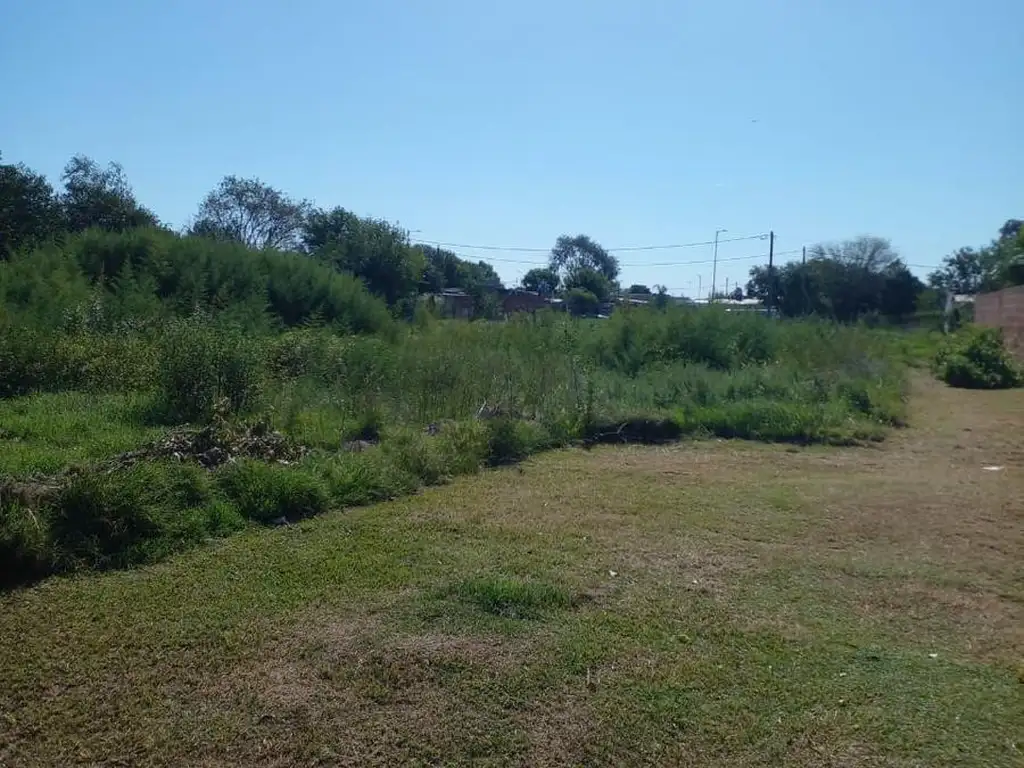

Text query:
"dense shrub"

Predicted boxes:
[[152, 320, 265, 423], [934, 327, 1022, 389], [0, 228, 393, 333]]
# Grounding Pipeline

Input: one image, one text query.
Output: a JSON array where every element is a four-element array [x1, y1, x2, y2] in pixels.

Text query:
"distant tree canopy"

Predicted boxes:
[[3, 149, 1019, 328], [549, 234, 619, 284], [929, 219, 1024, 294], [61, 155, 159, 235], [565, 288, 600, 317], [302, 207, 424, 309], [747, 236, 922, 323], [563, 266, 612, 302], [521, 267, 560, 296], [0, 154, 62, 259], [190, 176, 310, 251], [414, 244, 505, 317]]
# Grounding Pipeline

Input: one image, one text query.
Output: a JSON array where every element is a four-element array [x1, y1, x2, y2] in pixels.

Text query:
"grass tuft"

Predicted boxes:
[[449, 576, 576, 619], [215, 459, 330, 524]]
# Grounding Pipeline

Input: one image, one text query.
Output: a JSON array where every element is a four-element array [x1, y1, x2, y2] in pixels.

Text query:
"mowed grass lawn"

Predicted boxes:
[[1, 376, 1021, 767]]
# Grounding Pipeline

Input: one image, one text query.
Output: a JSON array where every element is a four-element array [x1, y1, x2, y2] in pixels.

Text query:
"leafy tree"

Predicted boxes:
[[878, 262, 924, 321], [303, 206, 423, 308], [416, 245, 455, 293], [627, 283, 651, 295], [652, 284, 671, 309], [190, 176, 310, 250], [747, 237, 922, 323], [521, 267, 560, 296], [928, 247, 984, 295], [549, 234, 619, 283], [998, 219, 1022, 241], [60, 155, 158, 234], [807, 235, 899, 272], [409, 244, 505, 317], [929, 219, 1024, 293], [565, 288, 600, 317], [729, 286, 744, 301], [563, 266, 611, 302], [459, 260, 504, 319], [0, 154, 63, 259], [990, 222, 1024, 287], [461, 259, 503, 292]]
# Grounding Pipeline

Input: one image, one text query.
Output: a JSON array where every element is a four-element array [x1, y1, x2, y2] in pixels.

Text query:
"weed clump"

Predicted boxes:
[[934, 327, 1022, 389], [50, 462, 227, 572], [216, 459, 330, 524], [152, 320, 264, 424]]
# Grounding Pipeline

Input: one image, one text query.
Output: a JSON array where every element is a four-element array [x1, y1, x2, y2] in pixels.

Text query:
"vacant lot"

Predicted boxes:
[[1, 375, 1021, 767]]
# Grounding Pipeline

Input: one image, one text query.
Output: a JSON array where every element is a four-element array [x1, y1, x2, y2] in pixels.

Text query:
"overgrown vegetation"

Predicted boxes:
[[0, 148, 992, 589], [933, 326, 1022, 389], [0, 226, 915, 586]]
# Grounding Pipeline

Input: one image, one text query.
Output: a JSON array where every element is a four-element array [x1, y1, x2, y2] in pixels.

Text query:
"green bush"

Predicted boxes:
[[435, 420, 489, 476], [383, 429, 447, 486], [0, 325, 72, 397], [934, 327, 1022, 389], [312, 450, 419, 508], [484, 417, 547, 466], [1, 228, 394, 334], [0, 301, 923, 586], [216, 459, 330, 524], [152, 320, 265, 423]]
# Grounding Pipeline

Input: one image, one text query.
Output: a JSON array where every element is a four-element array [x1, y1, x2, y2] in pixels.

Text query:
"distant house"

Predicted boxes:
[[431, 289, 474, 319], [502, 290, 548, 315], [618, 293, 651, 307]]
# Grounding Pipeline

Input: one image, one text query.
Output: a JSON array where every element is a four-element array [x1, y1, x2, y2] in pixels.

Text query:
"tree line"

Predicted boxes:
[[3, 150, 1020, 324], [743, 222, 1023, 324]]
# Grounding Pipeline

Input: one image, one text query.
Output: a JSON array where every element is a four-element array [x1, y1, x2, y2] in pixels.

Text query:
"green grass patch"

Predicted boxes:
[[446, 576, 576, 620], [215, 459, 330, 524], [0, 391, 159, 476]]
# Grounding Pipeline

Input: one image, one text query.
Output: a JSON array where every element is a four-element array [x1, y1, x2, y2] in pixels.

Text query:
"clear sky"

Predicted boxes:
[[3, 0, 1021, 296]]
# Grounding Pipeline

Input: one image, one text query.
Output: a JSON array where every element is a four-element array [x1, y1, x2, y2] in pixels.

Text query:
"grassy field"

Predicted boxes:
[[2, 307, 918, 586], [1, 373, 1020, 767]]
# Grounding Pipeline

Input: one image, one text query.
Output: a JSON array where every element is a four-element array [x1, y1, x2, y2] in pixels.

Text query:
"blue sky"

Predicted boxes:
[[3, 0, 1021, 296]]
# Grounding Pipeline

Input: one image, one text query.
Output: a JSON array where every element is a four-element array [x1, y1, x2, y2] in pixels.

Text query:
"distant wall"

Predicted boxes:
[[975, 285, 1024, 358]]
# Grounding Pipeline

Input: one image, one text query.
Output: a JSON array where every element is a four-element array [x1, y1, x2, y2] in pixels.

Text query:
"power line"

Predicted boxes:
[[412, 232, 769, 254], [445, 247, 802, 268]]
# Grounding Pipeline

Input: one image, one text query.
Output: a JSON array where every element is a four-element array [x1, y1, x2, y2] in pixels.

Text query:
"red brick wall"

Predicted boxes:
[[975, 285, 1024, 358]]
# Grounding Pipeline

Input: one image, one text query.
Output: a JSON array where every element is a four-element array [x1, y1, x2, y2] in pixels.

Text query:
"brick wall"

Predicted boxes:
[[975, 285, 1024, 358]]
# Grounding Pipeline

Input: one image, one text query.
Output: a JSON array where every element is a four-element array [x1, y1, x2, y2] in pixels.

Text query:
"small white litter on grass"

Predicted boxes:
[[983, 466, 1004, 471]]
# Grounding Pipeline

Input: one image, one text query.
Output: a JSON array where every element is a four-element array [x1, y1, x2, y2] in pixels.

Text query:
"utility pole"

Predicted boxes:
[[767, 230, 776, 315], [711, 228, 727, 302], [801, 245, 806, 265], [697, 274, 702, 300]]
